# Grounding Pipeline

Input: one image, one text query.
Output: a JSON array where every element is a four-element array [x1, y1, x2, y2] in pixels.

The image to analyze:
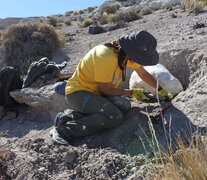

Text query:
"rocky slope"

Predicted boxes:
[[0, 2, 207, 180]]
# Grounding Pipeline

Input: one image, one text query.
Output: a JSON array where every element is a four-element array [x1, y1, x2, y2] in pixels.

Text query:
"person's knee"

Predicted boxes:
[[107, 112, 125, 127], [122, 99, 131, 113]]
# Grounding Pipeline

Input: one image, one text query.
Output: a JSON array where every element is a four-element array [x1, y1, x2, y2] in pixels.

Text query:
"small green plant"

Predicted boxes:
[[80, 18, 93, 27], [64, 19, 71, 26], [139, 7, 153, 16]]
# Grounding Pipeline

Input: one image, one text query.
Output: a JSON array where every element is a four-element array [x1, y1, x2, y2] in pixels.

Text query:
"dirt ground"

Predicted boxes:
[[0, 4, 207, 180]]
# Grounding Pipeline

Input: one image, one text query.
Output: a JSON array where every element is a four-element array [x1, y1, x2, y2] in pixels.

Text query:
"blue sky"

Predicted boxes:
[[0, 0, 106, 19]]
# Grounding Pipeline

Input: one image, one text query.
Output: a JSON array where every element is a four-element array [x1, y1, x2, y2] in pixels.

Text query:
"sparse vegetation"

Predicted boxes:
[[73, 11, 80, 15], [184, 0, 207, 14], [64, 19, 72, 26], [107, 10, 140, 24], [87, 6, 97, 13], [47, 16, 58, 27], [80, 18, 93, 27], [155, 135, 207, 179], [100, 3, 121, 15], [57, 14, 63, 17], [107, 13, 121, 24], [2, 23, 63, 68], [65, 11, 72, 16], [139, 7, 153, 16]]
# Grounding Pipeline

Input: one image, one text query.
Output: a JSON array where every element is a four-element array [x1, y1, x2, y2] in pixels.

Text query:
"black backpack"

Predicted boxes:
[[0, 67, 23, 109]]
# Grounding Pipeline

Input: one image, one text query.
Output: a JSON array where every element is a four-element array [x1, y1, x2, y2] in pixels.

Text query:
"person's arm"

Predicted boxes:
[[98, 82, 133, 96], [134, 65, 158, 89]]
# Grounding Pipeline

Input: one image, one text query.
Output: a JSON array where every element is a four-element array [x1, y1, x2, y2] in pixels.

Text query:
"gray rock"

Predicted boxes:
[[65, 150, 76, 164], [10, 84, 68, 119], [88, 24, 105, 34]]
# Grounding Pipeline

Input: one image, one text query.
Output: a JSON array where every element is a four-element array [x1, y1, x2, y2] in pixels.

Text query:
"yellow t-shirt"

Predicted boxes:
[[65, 45, 140, 95]]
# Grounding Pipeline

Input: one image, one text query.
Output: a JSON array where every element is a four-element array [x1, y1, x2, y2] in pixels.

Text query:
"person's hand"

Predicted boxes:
[[158, 88, 173, 99], [131, 89, 150, 101]]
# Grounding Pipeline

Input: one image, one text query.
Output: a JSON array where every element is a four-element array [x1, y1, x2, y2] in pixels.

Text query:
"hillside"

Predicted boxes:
[[0, 0, 207, 179]]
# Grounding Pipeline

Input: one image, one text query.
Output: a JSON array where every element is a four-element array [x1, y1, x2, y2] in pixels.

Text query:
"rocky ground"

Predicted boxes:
[[0, 3, 207, 180]]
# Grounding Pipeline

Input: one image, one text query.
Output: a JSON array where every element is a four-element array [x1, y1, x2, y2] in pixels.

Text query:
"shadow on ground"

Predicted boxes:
[[73, 104, 206, 156]]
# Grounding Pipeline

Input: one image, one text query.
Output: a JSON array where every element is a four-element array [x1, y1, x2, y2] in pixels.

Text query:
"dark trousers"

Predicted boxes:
[[64, 90, 131, 138]]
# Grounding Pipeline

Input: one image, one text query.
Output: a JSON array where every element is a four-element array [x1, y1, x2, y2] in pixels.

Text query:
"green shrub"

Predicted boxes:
[[2, 23, 63, 68], [80, 18, 93, 27], [64, 19, 72, 26], [47, 16, 57, 27], [139, 7, 153, 16]]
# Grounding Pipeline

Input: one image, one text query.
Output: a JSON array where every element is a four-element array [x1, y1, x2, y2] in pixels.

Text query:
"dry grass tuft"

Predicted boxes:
[[80, 18, 93, 28], [184, 0, 207, 14], [47, 16, 58, 27], [139, 7, 153, 16], [2, 23, 63, 68], [64, 19, 72, 26], [156, 135, 207, 179], [107, 10, 140, 24]]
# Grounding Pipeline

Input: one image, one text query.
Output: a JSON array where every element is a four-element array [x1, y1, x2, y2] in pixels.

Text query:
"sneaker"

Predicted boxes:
[[54, 112, 73, 127], [49, 128, 70, 145]]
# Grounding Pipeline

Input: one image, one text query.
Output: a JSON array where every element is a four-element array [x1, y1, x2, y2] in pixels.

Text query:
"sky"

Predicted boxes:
[[0, 0, 106, 19]]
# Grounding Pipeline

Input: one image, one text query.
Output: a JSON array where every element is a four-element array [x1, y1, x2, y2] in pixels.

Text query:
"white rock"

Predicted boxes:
[[129, 64, 183, 95]]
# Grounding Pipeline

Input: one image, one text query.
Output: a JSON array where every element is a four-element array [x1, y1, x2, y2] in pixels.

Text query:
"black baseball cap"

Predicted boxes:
[[119, 30, 159, 65]]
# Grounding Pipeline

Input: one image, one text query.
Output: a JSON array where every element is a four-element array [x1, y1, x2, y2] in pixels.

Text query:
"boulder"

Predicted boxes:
[[129, 64, 183, 95], [10, 84, 68, 119], [88, 24, 105, 34]]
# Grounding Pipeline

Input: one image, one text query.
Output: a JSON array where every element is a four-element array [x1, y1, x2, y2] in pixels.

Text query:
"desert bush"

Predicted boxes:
[[139, 7, 153, 16], [107, 10, 140, 24], [80, 18, 93, 28], [47, 16, 57, 27], [100, 3, 121, 15], [64, 19, 71, 26], [184, 0, 206, 14], [0, 30, 5, 40], [119, 10, 140, 22], [2, 23, 63, 68], [0, 26, 4, 30], [107, 13, 121, 24]]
